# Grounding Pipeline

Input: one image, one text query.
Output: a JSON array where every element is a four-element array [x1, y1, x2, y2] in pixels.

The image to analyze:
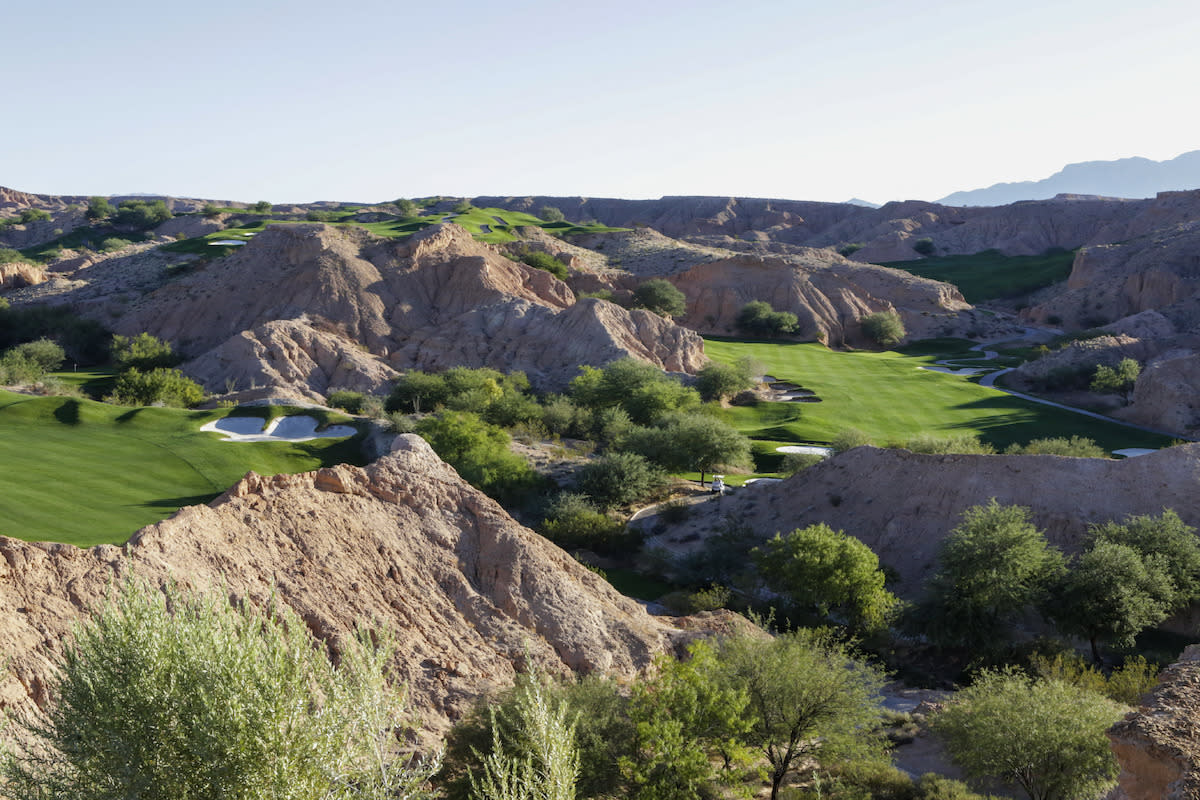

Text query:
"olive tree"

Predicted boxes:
[[630, 279, 686, 318]]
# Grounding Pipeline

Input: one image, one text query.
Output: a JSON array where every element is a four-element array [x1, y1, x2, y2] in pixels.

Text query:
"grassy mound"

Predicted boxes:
[[0, 390, 363, 547], [703, 338, 1172, 454], [880, 249, 1075, 303]]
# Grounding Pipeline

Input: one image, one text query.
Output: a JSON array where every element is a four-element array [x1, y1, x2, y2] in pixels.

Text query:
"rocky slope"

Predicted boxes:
[[651, 445, 1200, 597], [101, 222, 705, 393], [1109, 644, 1200, 800], [0, 435, 677, 739]]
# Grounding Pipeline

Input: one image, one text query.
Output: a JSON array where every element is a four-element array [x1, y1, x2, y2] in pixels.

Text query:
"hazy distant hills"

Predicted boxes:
[[938, 150, 1200, 206]]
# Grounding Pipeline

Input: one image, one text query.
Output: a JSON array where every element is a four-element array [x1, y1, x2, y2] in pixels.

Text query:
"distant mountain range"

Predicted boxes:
[[938, 150, 1200, 206]]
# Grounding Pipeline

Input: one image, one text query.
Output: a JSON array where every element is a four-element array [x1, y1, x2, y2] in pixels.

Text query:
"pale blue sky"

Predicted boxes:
[[5, 0, 1197, 204]]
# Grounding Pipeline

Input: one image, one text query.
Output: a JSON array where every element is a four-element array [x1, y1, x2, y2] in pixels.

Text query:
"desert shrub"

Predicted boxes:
[[696, 358, 757, 402], [782, 452, 824, 474], [838, 242, 865, 257], [570, 358, 699, 426], [658, 498, 690, 524], [737, 301, 799, 337], [250, 200, 272, 213], [578, 289, 614, 302], [359, 394, 386, 419], [912, 237, 935, 256], [394, 198, 419, 217], [114, 199, 171, 230], [1, 579, 439, 800], [1029, 651, 1159, 706], [830, 428, 873, 452], [327, 389, 365, 413], [110, 332, 178, 371], [515, 248, 569, 280], [0, 248, 29, 264], [108, 367, 206, 408], [860, 310, 905, 347], [388, 370, 450, 413], [99, 237, 132, 253], [539, 493, 641, 556], [306, 210, 340, 222], [539, 205, 566, 223], [630, 279, 686, 318], [540, 395, 580, 437], [8, 337, 65, 372], [1004, 436, 1106, 457], [904, 433, 995, 455], [1091, 358, 1140, 399], [18, 208, 51, 223], [415, 410, 539, 503], [451, 199, 472, 213], [575, 451, 664, 510], [0, 351, 45, 384], [658, 584, 732, 615], [622, 413, 752, 486], [201, 203, 221, 218]]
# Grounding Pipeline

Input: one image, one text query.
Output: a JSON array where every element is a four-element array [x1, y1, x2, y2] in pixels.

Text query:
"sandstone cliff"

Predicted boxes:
[[654, 445, 1200, 597], [1109, 644, 1200, 800], [0, 435, 676, 739]]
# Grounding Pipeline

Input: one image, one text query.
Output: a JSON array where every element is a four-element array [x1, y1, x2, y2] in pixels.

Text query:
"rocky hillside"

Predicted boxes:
[[0, 435, 678, 740], [654, 444, 1200, 597]]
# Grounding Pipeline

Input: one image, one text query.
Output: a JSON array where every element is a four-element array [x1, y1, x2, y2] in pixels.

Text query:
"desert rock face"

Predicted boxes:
[[105, 223, 704, 393], [0, 436, 675, 739], [1109, 644, 1200, 800], [657, 445, 1200, 597], [0, 262, 45, 291], [1120, 350, 1200, 436], [668, 250, 978, 345]]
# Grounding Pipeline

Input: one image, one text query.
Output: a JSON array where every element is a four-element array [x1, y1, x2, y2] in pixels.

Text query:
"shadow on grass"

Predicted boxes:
[[115, 408, 145, 424], [139, 492, 221, 510], [53, 399, 80, 426]]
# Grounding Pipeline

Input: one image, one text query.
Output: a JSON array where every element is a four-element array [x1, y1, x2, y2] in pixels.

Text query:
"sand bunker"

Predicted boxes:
[[776, 445, 833, 457], [201, 415, 356, 442]]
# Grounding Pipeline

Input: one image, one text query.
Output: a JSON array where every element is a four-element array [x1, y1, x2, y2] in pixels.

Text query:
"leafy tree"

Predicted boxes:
[[695, 358, 757, 402], [912, 237, 935, 256], [569, 359, 699, 426], [110, 332, 178, 370], [470, 672, 579, 800], [415, 410, 538, 502], [932, 670, 1125, 800], [716, 629, 887, 800], [736, 301, 798, 337], [539, 205, 566, 223], [1, 580, 439, 800], [860, 310, 905, 347], [921, 500, 1065, 650], [18, 208, 51, 223], [388, 369, 451, 413], [1049, 540, 1174, 662], [8, 338, 65, 372], [201, 203, 221, 218], [630, 279, 686, 318], [85, 196, 114, 221], [1090, 509, 1200, 609], [575, 451, 663, 510], [250, 200, 272, 213], [108, 367, 206, 408], [1090, 358, 1140, 400], [754, 523, 898, 632], [452, 199, 473, 213], [113, 199, 171, 230], [624, 413, 751, 486], [1029, 651, 1160, 706], [621, 641, 752, 800], [395, 198, 419, 217], [326, 389, 365, 413]]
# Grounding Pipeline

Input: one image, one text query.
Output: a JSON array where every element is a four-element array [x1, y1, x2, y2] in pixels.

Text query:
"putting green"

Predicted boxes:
[[0, 390, 363, 547], [703, 338, 1173, 454]]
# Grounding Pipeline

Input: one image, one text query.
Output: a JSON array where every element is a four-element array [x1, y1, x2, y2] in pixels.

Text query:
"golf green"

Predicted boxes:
[[0, 390, 364, 547]]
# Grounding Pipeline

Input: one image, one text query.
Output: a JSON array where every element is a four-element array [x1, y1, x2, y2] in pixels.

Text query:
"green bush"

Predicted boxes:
[[451, 199, 472, 213], [837, 243, 865, 258], [18, 208, 51, 223], [8, 338, 65, 372], [782, 452, 824, 474], [575, 451, 664, 510], [1029, 651, 1159, 706], [415, 410, 539, 503], [860, 310, 905, 347], [1004, 436, 1106, 457], [1, 579, 438, 800], [904, 433, 995, 455], [630, 279, 686, 318], [515, 248, 569, 280], [108, 367, 206, 408], [110, 332, 178, 371], [85, 196, 114, 221], [0, 248, 29, 264], [99, 237, 132, 253], [737, 301, 799, 337], [394, 198, 419, 217], [831, 428, 873, 451], [539, 205, 566, 223], [570, 358, 699, 426], [696, 358, 757, 402], [326, 389, 365, 413], [539, 493, 641, 556], [114, 199, 171, 230], [912, 237, 935, 256], [250, 200, 272, 214], [305, 210, 340, 222]]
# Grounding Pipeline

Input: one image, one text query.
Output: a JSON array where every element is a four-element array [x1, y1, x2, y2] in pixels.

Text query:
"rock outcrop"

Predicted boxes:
[[1109, 644, 1200, 800], [0, 435, 676, 739], [654, 445, 1200, 597], [108, 223, 705, 392]]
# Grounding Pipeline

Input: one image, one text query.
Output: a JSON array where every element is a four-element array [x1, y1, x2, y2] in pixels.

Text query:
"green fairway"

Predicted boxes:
[[703, 338, 1173, 454], [0, 391, 364, 547], [879, 249, 1075, 303]]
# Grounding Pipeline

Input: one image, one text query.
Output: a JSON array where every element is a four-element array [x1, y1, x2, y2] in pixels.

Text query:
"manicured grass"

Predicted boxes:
[[880, 249, 1075, 303], [0, 390, 364, 547], [703, 337, 1173, 453]]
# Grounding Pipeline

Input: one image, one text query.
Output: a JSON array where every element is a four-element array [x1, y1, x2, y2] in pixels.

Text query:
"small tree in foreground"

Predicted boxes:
[[717, 630, 887, 800], [933, 670, 1125, 800], [2, 580, 439, 800]]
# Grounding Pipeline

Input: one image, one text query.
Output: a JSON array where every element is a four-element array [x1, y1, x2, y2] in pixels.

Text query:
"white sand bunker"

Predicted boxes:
[[1112, 448, 1158, 458], [776, 444, 833, 457], [744, 477, 783, 486], [201, 415, 356, 442]]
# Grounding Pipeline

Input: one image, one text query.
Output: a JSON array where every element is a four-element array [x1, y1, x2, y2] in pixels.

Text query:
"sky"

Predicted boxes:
[[5, 0, 1199, 205]]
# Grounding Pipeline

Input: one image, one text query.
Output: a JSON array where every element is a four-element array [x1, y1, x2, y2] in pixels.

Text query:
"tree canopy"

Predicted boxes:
[[860, 310, 905, 347], [630, 279, 687, 318]]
